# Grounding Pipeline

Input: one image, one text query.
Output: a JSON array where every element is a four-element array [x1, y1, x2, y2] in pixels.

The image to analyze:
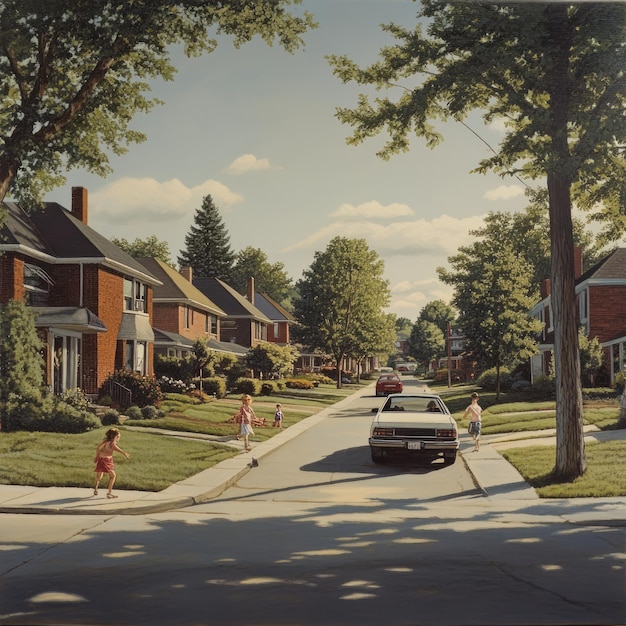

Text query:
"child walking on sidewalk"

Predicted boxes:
[[94, 428, 130, 498]]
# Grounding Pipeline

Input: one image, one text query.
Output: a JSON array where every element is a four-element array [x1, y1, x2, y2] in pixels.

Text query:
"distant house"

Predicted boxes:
[[134, 259, 226, 357], [193, 276, 271, 349], [0, 187, 161, 396], [530, 247, 626, 385], [253, 291, 295, 345]]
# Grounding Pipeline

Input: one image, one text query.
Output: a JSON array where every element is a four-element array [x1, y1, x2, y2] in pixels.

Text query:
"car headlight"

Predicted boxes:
[[373, 427, 394, 436], [436, 428, 457, 438]]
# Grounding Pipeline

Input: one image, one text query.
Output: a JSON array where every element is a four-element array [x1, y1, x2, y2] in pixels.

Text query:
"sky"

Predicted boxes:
[[48, 0, 531, 320]]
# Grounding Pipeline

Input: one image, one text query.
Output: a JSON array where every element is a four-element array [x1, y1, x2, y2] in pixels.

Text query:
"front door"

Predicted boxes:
[[52, 332, 81, 394]]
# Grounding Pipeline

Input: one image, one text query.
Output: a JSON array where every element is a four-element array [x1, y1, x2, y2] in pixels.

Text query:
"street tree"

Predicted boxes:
[[578, 329, 604, 387], [438, 242, 542, 400], [329, 2, 626, 479], [350, 311, 397, 381], [0, 0, 314, 206], [231, 247, 294, 307], [178, 195, 235, 281], [111, 235, 171, 264], [408, 319, 445, 375], [245, 343, 299, 380], [418, 300, 456, 337], [293, 237, 391, 388]]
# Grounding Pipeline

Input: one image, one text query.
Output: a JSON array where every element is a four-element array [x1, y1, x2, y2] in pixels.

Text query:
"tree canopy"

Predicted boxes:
[[293, 237, 391, 387], [0, 0, 315, 206], [231, 247, 294, 308], [178, 194, 236, 281], [111, 235, 172, 264], [329, 1, 626, 479]]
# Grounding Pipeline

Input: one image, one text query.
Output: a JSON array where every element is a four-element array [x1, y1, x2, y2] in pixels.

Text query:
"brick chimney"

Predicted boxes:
[[71, 186, 88, 224], [180, 266, 192, 283], [247, 276, 255, 305], [540, 278, 551, 299], [574, 246, 583, 279]]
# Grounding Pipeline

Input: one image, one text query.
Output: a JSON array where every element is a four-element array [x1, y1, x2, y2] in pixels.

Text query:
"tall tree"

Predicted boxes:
[[111, 235, 171, 264], [329, 2, 626, 479], [178, 195, 235, 281], [438, 241, 542, 400], [231, 247, 294, 306], [418, 300, 456, 337], [0, 1, 314, 206], [350, 311, 397, 380], [408, 320, 445, 375], [293, 237, 391, 388]]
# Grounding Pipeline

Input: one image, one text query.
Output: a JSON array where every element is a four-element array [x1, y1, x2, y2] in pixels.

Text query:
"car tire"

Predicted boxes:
[[443, 451, 457, 465], [371, 448, 386, 464]]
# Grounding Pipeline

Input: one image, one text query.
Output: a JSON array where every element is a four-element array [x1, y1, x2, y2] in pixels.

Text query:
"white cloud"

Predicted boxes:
[[488, 117, 508, 133], [225, 154, 279, 175], [90, 177, 243, 225], [283, 213, 485, 258], [330, 200, 414, 220], [483, 185, 524, 201]]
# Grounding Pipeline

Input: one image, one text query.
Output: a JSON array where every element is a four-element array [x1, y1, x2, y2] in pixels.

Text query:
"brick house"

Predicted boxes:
[[193, 276, 271, 348], [253, 290, 294, 345], [530, 247, 626, 385], [0, 187, 161, 396]]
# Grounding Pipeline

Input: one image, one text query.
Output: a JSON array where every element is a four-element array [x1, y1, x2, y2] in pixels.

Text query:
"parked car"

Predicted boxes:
[[396, 365, 409, 372], [369, 393, 459, 465], [375, 373, 403, 396]]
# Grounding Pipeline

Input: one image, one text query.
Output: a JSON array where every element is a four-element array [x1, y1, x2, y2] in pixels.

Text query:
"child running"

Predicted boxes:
[[94, 428, 130, 498]]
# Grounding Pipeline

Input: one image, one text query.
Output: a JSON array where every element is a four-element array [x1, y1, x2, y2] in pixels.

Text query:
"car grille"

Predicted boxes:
[[395, 428, 436, 437]]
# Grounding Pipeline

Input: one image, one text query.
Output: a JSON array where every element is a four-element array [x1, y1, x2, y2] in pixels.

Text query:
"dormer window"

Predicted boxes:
[[24, 263, 54, 306]]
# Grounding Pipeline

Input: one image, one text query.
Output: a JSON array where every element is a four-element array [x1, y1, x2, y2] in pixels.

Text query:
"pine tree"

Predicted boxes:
[[178, 195, 236, 280]]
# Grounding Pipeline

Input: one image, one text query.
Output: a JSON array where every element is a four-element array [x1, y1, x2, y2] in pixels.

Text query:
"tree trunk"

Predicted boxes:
[[545, 4, 586, 480], [0, 157, 19, 204], [548, 172, 586, 479]]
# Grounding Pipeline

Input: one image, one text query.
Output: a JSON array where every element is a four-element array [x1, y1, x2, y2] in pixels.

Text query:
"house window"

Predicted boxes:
[[125, 340, 147, 374], [211, 314, 217, 335], [273, 322, 280, 339], [124, 277, 148, 312], [184, 306, 191, 329], [579, 288, 589, 323], [24, 263, 54, 306]]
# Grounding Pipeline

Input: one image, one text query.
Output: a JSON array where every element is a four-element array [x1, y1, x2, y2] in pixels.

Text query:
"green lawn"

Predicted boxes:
[[2, 380, 625, 497], [0, 382, 367, 492]]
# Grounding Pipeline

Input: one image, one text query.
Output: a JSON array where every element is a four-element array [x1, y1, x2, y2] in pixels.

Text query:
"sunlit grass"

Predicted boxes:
[[503, 441, 626, 497], [0, 428, 238, 491]]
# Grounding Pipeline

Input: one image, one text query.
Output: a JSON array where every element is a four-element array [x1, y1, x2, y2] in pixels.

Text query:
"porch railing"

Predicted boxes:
[[108, 380, 132, 409]]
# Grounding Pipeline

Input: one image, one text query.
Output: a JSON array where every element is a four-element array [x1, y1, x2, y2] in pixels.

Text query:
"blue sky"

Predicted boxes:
[[49, 0, 530, 320]]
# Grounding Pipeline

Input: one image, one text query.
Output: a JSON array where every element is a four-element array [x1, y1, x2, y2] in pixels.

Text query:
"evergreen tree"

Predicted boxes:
[[178, 195, 236, 281]]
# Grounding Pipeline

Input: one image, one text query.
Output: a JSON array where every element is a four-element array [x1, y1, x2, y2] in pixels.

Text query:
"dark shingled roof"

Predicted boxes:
[[254, 292, 295, 322], [577, 248, 626, 283], [0, 202, 160, 284], [193, 277, 271, 322]]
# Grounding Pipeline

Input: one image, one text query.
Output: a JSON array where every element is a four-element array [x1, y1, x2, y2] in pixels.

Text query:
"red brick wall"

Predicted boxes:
[[266, 321, 290, 344], [0, 255, 25, 302], [588, 285, 626, 342]]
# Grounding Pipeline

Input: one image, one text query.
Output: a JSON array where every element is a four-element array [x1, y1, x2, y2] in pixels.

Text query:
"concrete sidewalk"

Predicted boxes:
[[1, 386, 626, 526]]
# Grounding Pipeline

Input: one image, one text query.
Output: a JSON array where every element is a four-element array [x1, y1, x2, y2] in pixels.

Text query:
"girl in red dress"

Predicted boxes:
[[94, 428, 130, 498]]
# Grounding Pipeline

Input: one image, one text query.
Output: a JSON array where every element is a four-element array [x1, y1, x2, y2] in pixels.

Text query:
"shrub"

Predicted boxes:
[[198, 377, 227, 398], [141, 405, 159, 419], [531, 375, 556, 397], [125, 405, 143, 420], [234, 377, 261, 396], [59, 388, 91, 412], [100, 370, 162, 408], [477, 367, 513, 392], [285, 378, 313, 390], [511, 379, 531, 392], [260, 382, 278, 396], [98, 394, 114, 407], [50, 401, 100, 433], [100, 409, 120, 426], [157, 376, 190, 394]]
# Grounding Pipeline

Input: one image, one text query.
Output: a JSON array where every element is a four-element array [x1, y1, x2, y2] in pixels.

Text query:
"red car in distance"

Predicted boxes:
[[375, 373, 403, 397]]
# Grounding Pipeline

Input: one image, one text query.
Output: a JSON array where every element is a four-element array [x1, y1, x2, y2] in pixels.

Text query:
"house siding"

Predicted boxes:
[[589, 285, 626, 342], [0, 256, 25, 302]]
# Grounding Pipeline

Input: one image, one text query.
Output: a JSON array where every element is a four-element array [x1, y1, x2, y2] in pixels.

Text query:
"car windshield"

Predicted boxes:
[[382, 397, 444, 413]]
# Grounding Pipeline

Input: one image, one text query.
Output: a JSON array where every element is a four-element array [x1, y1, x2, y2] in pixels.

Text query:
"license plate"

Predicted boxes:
[[407, 441, 421, 450]]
